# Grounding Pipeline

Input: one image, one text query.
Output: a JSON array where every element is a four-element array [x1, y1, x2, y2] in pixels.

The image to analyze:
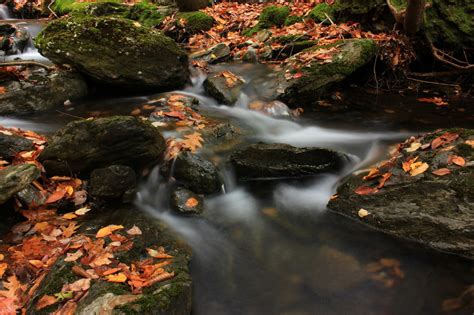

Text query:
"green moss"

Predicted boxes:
[[308, 3, 335, 22], [179, 11, 214, 33], [389, 0, 407, 10], [332, 0, 385, 15], [456, 143, 473, 158], [242, 25, 262, 37], [284, 15, 303, 26], [126, 1, 165, 28], [51, 0, 121, 15], [259, 5, 290, 28]]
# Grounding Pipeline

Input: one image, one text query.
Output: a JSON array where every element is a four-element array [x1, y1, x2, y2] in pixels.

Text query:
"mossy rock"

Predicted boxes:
[[39, 116, 166, 176], [28, 208, 192, 315], [70, 1, 128, 17], [50, 0, 122, 15], [308, 3, 335, 23], [259, 5, 290, 28], [277, 39, 377, 105], [328, 128, 474, 260], [36, 15, 189, 90], [424, 0, 474, 50], [126, 1, 167, 28], [284, 15, 303, 26], [178, 11, 214, 34]]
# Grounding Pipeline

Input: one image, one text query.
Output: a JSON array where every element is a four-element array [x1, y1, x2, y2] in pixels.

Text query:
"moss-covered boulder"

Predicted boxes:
[[28, 208, 192, 315], [308, 3, 335, 23], [49, 0, 123, 15], [425, 0, 474, 50], [328, 128, 474, 259], [203, 71, 245, 105], [0, 67, 88, 115], [277, 39, 377, 105], [179, 11, 214, 33], [40, 116, 166, 176], [36, 16, 189, 90], [126, 1, 168, 28]]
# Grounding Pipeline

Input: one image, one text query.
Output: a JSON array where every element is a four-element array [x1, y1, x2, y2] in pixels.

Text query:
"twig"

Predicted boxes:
[[429, 41, 474, 70], [0, 60, 54, 70], [408, 69, 472, 77], [407, 76, 461, 87], [48, 0, 58, 19]]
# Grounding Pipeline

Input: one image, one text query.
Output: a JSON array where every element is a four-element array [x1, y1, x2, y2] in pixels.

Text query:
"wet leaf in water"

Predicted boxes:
[[96, 225, 124, 238]]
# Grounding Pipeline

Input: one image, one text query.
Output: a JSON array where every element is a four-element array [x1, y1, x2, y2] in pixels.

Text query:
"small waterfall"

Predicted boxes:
[[0, 4, 13, 20]]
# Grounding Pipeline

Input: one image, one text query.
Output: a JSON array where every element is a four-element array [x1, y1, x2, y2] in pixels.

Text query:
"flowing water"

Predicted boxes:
[[2, 20, 474, 315], [0, 4, 13, 20]]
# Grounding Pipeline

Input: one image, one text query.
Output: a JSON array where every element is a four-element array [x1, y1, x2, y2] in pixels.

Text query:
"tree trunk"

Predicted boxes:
[[176, 0, 208, 12], [404, 0, 426, 35]]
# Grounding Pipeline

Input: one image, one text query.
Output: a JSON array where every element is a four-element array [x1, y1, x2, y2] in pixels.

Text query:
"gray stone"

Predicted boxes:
[[0, 164, 40, 204], [0, 133, 34, 160], [40, 116, 166, 176], [203, 71, 244, 105], [230, 143, 349, 180], [90, 165, 136, 202], [189, 43, 230, 64], [170, 187, 204, 215], [174, 152, 221, 195]]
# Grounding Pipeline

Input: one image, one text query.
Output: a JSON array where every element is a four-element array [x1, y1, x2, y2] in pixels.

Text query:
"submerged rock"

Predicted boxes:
[[174, 152, 221, 195], [0, 67, 87, 115], [40, 116, 166, 176], [328, 128, 474, 259], [89, 165, 136, 203], [203, 71, 245, 105], [0, 133, 34, 160], [0, 164, 40, 204], [189, 43, 231, 64], [36, 16, 189, 90], [276, 39, 377, 106], [170, 187, 204, 215], [230, 143, 349, 180]]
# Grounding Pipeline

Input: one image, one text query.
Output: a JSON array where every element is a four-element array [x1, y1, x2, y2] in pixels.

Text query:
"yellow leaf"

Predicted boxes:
[[105, 273, 127, 283], [410, 162, 429, 176], [74, 207, 91, 216], [358, 209, 370, 218], [96, 225, 124, 238], [404, 142, 421, 152], [62, 213, 78, 220], [29, 260, 44, 269]]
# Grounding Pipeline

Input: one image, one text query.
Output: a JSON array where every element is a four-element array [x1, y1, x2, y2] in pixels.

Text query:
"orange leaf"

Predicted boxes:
[[45, 188, 67, 204], [185, 197, 199, 208], [432, 168, 450, 176], [96, 225, 124, 238], [377, 172, 392, 189], [0, 263, 7, 278], [354, 186, 378, 195], [451, 155, 465, 167], [36, 295, 57, 310], [410, 162, 429, 176], [62, 213, 78, 220], [103, 267, 122, 276], [105, 272, 127, 283], [0, 86, 7, 94], [29, 260, 45, 269]]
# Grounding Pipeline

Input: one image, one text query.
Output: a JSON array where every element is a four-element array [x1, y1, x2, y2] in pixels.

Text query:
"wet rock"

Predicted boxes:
[[29, 208, 192, 315], [0, 133, 34, 160], [0, 67, 88, 115], [36, 16, 189, 90], [170, 187, 204, 215], [230, 143, 349, 180], [189, 43, 231, 64], [0, 23, 29, 55], [276, 39, 377, 106], [203, 71, 245, 105], [248, 100, 293, 117], [16, 184, 45, 207], [242, 47, 258, 63], [40, 116, 166, 176], [149, 94, 200, 124], [89, 165, 136, 203], [328, 128, 474, 259], [174, 152, 221, 195], [0, 164, 40, 204]]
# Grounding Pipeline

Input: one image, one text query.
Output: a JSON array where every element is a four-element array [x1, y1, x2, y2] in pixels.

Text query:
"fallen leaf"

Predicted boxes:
[[146, 248, 173, 259], [354, 186, 378, 195], [74, 207, 91, 216], [54, 291, 73, 301], [450, 155, 465, 167], [410, 162, 429, 176], [185, 197, 199, 208], [106, 273, 127, 283], [0, 263, 7, 278], [358, 208, 370, 218], [36, 295, 57, 310], [64, 250, 83, 262], [66, 278, 90, 292], [432, 168, 451, 176], [377, 172, 392, 189], [96, 225, 124, 238], [126, 225, 142, 236], [45, 188, 67, 204], [29, 260, 45, 269], [405, 142, 421, 152], [465, 140, 474, 148], [62, 213, 77, 220]]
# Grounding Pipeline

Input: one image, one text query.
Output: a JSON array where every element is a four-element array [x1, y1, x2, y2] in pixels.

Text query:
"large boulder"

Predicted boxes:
[[230, 143, 349, 180], [276, 39, 377, 106], [89, 165, 137, 203], [0, 164, 40, 204], [328, 128, 474, 259], [36, 16, 189, 90], [0, 67, 87, 115], [40, 116, 166, 176]]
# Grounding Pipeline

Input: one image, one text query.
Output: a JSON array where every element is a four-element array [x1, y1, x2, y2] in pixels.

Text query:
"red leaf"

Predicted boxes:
[[354, 186, 378, 195]]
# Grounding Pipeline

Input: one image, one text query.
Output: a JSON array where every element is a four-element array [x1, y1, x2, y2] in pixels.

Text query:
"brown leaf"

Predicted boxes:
[[146, 247, 173, 259], [65, 278, 90, 292], [377, 172, 392, 189], [45, 188, 67, 204], [432, 168, 451, 176], [52, 300, 77, 315], [354, 186, 378, 195], [450, 155, 466, 167], [64, 250, 83, 262], [126, 225, 142, 236], [36, 295, 57, 310]]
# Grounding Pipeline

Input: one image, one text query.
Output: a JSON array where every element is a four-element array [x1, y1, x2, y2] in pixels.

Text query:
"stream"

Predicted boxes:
[[2, 18, 474, 315]]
